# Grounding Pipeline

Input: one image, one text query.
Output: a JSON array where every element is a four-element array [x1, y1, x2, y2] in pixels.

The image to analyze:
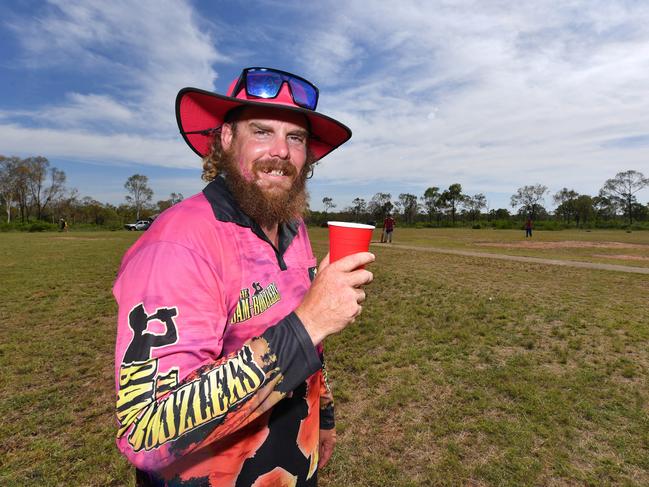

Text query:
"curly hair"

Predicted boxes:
[[201, 127, 229, 182]]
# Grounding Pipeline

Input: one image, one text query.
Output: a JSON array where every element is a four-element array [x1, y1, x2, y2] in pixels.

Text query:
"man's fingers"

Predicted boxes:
[[331, 252, 375, 272], [355, 288, 366, 304], [348, 269, 373, 288]]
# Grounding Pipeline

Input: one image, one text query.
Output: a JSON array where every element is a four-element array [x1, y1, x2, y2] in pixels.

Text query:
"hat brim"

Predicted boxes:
[[175, 87, 352, 161]]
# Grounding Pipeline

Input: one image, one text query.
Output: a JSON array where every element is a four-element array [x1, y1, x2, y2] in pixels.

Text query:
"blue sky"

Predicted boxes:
[[1, 0, 648, 211]]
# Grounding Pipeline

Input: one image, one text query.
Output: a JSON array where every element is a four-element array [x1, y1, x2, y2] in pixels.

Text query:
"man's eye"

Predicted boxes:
[[288, 135, 305, 144]]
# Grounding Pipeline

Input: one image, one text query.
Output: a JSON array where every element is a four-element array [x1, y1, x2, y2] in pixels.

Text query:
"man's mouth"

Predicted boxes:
[[263, 168, 287, 177]]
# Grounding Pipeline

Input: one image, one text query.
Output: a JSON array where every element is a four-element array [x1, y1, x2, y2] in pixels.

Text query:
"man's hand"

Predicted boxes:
[[295, 252, 374, 346], [318, 428, 336, 469]]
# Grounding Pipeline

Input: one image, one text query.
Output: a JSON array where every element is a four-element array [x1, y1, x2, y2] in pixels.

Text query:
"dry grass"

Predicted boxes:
[[1, 228, 649, 486], [313, 234, 649, 486]]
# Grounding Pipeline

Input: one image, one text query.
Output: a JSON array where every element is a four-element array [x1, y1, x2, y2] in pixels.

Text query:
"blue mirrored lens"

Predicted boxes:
[[246, 71, 282, 98], [288, 78, 317, 110]]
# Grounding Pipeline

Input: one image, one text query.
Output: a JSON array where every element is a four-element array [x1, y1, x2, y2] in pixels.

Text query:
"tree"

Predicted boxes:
[[573, 195, 594, 228], [322, 196, 336, 215], [41, 167, 67, 220], [0, 156, 67, 222], [157, 192, 184, 213], [0, 156, 19, 222], [553, 188, 579, 223], [170, 192, 184, 205], [510, 184, 548, 220], [24, 156, 51, 220], [124, 174, 153, 220], [465, 193, 487, 223], [351, 197, 366, 222], [600, 170, 649, 224], [368, 192, 393, 221], [490, 208, 511, 220], [397, 193, 419, 224], [421, 186, 441, 223], [13, 159, 32, 222], [78, 197, 107, 225], [592, 194, 619, 221], [439, 183, 466, 225]]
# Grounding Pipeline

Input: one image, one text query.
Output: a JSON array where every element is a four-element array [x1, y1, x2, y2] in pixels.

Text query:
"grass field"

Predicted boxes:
[[1, 228, 648, 486], [360, 227, 649, 268]]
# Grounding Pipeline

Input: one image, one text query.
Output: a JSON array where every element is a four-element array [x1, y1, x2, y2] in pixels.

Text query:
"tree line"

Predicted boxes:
[[1, 155, 647, 231], [312, 170, 649, 229], [0, 155, 182, 229]]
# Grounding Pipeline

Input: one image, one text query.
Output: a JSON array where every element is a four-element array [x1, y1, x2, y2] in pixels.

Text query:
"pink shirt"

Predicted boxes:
[[114, 178, 330, 486]]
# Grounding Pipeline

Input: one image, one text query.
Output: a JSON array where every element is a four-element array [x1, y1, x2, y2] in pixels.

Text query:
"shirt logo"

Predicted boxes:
[[230, 281, 281, 325]]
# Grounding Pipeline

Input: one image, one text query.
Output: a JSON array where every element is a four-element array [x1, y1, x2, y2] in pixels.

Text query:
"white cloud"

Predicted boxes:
[[0, 123, 193, 168], [8, 0, 226, 134], [32, 93, 135, 127], [287, 0, 649, 207], [2, 0, 649, 210]]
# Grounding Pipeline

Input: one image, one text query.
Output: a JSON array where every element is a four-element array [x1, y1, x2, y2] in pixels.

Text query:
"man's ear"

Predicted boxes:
[[221, 123, 234, 151]]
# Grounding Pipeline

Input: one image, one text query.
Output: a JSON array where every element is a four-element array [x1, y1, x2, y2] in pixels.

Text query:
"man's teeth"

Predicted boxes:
[[268, 169, 284, 176]]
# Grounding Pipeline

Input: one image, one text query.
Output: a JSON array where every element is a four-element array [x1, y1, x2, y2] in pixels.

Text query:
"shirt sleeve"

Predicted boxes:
[[113, 241, 321, 472]]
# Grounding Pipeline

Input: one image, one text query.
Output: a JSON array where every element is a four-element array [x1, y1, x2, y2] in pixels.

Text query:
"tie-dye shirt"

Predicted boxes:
[[114, 177, 334, 486]]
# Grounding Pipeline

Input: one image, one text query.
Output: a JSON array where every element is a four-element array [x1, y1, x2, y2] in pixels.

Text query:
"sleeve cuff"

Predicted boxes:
[[261, 312, 321, 393], [320, 403, 335, 430]]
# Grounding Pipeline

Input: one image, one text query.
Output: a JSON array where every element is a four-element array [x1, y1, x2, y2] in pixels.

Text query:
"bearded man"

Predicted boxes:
[[113, 67, 374, 487]]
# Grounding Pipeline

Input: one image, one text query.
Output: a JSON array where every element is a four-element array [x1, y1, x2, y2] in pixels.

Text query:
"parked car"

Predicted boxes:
[[124, 220, 151, 231]]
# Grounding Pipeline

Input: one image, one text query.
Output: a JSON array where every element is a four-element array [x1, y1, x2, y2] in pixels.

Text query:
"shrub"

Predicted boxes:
[[491, 219, 515, 229], [28, 222, 58, 232]]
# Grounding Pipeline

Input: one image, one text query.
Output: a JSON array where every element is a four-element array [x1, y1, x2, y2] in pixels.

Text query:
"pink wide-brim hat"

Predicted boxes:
[[175, 76, 352, 161]]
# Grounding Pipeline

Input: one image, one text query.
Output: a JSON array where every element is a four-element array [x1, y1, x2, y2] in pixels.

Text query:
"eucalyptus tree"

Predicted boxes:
[[398, 193, 419, 224], [124, 174, 153, 221], [465, 193, 487, 223], [600, 170, 649, 224], [511, 184, 548, 220], [322, 196, 336, 215], [553, 188, 579, 223], [422, 186, 441, 223], [440, 183, 466, 225], [351, 197, 366, 221], [368, 192, 393, 221]]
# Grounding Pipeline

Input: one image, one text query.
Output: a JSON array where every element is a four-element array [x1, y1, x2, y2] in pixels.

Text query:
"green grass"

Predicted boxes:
[[348, 227, 649, 268], [1, 229, 649, 486]]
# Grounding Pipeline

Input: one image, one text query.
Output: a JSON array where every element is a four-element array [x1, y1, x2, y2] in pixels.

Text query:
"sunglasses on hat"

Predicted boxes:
[[231, 67, 320, 111]]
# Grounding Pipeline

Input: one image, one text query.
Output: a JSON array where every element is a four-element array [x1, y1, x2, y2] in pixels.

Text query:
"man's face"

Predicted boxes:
[[219, 106, 312, 227], [220, 106, 309, 197]]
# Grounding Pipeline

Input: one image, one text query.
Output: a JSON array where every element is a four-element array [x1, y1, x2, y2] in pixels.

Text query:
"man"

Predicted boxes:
[[113, 67, 374, 486], [383, 214, 395, 243]]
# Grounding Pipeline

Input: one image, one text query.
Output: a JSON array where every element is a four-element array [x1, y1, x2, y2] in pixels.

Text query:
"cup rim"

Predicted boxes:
[[327, 221, 375, 229]]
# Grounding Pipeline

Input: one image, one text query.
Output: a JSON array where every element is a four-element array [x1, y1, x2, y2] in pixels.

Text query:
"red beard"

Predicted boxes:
[[221, 150, 310, 228]]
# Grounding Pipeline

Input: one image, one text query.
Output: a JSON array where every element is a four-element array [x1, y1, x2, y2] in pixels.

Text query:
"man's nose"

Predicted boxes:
[[268, 134, 290, 159]]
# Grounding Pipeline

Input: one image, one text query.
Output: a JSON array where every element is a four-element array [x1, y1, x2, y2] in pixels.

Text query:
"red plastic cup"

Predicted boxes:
[[328, 221, 375, 264]]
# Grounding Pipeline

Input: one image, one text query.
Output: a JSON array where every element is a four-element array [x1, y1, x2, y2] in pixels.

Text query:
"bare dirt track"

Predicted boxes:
[[373, 243, 649, 275], [593, 254, 649, 262], [475, 240, 648, 250]]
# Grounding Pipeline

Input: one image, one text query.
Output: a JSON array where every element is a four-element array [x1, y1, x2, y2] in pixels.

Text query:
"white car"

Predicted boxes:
[[124, 220, 151, 231]]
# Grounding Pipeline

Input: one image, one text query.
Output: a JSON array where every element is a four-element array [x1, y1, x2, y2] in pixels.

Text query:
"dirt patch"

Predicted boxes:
[[593, 254, 649, 262], [476, 240, 648, 250]]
